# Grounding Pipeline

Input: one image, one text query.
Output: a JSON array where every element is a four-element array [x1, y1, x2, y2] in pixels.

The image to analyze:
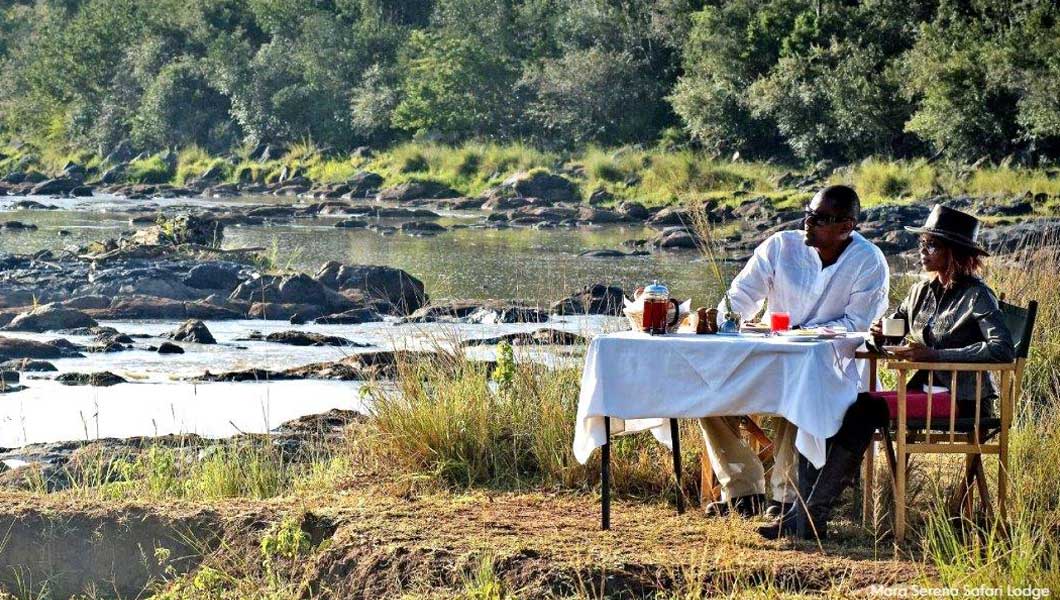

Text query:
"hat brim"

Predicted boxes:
[[904, 226, 990, 256]]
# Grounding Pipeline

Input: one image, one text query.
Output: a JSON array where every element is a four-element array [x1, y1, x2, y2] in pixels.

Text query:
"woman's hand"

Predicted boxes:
[[888, 342, 938, 362], [869, 319, 884, 342]]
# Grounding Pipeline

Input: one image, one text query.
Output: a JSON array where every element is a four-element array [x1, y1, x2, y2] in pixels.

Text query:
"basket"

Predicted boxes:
[[623, 301, 690, 334]]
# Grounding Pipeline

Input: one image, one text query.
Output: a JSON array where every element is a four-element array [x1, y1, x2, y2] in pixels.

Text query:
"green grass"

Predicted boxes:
[[831, 159, 1060, 207], [4, 136, 1059, 209], [174, 145, 231, 185], [127, 153, 174, 184]]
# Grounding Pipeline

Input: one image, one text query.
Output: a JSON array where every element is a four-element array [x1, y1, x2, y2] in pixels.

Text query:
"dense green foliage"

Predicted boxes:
[[1, 0, 1059, 163]]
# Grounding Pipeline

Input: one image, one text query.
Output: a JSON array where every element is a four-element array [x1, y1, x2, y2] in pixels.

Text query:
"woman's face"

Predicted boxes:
[[919, 234, 949, 273]]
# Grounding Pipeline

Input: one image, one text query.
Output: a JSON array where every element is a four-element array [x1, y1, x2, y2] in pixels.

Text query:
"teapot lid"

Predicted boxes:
[[643, 281, 668, 296]]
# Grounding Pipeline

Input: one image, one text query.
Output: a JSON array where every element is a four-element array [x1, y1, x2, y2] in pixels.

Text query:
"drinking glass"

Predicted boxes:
[[770, 311, 791, 333]]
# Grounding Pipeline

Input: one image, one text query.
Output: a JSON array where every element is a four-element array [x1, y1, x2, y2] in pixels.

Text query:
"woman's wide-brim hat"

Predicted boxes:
[[905, 204, 990, 256]]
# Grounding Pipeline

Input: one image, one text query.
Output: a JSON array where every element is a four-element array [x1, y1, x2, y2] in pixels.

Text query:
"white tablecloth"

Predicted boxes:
[[573, 331, 868, 468]]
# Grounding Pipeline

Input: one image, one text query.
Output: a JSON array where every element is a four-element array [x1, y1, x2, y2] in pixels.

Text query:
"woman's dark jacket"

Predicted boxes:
[[887, 275, 1015, 415]]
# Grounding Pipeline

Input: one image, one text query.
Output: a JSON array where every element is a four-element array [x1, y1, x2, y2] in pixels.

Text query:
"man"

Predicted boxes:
[[701, 184, 889, 518]]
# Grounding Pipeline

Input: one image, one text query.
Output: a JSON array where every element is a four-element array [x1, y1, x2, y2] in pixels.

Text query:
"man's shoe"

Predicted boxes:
[[756, 505, 797, 540], [764, 500, 793, 520], [705, 493, 766, 518]]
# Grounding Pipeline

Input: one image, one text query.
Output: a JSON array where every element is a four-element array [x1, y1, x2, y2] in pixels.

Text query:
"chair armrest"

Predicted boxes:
[[882, 360, 1016, 372], [854, 351, 886, 360]]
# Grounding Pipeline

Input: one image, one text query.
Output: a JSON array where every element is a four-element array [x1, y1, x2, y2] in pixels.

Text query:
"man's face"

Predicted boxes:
[[803, 194, 854, 248]]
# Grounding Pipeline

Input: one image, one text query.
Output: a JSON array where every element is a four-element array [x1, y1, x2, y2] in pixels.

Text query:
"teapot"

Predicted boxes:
[[639, 282, 681, 335]]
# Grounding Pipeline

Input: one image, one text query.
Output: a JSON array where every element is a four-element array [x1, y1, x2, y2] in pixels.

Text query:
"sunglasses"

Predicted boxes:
[[803, 209, 852, 226], [918, 239, 943, 254]]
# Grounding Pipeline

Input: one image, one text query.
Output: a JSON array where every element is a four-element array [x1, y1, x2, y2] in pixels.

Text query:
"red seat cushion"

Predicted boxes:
[[867, 390, 956, 420]]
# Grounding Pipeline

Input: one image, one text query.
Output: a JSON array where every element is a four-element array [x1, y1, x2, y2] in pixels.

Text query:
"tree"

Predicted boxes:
[[391, 31, 519, 139]]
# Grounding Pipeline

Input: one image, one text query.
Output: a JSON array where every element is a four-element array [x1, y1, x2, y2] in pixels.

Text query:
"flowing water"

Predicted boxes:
[[0, 194, 728, 447]]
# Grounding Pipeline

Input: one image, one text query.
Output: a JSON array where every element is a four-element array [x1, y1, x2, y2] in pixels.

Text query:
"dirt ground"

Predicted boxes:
[[0, 484, 924, 599]]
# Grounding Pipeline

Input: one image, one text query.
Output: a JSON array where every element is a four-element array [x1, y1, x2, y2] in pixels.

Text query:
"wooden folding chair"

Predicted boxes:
[[860, 300, 1038, 542]]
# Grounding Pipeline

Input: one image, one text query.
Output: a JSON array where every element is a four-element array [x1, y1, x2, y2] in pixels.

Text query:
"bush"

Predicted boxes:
[[126, 154, 174, 184]]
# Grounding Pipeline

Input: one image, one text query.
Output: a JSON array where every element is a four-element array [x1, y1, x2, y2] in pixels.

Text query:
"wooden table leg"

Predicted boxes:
[[670, 418, 684, 514], [602, 416, 611, 530]]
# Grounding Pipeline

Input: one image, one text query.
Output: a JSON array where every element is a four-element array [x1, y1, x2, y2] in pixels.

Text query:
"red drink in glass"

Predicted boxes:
[[770, 312, 791, 333]]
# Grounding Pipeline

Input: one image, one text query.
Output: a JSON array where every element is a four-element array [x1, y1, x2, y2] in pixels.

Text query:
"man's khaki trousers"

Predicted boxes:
[[698, 416, 798, 502]]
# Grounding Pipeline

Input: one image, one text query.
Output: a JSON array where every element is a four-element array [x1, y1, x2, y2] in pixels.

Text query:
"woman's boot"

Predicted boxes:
[[794, 445, 863, 540]]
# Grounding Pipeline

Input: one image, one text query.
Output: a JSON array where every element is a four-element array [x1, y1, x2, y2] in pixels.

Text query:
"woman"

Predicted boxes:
[[871, 204, 1015, 418], [760, 204, 1014, 541]]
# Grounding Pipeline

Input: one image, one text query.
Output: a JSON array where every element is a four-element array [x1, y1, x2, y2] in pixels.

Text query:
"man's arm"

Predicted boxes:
[[716, 235, 776, 321], [806, 255, 890, 332]]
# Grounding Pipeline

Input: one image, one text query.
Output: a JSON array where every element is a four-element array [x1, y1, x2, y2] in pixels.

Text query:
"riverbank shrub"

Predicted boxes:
[[126, 153, 174, 184]]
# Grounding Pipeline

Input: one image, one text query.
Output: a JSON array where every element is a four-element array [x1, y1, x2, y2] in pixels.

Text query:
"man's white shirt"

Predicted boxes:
[[717, 230, 890, 332]]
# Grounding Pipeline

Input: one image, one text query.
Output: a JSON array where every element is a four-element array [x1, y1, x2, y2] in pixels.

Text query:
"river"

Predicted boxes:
[[0, 193, 728, 448]]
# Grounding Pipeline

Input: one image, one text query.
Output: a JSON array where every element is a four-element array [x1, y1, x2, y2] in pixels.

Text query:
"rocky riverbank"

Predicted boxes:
[[4, 168, 1059, 258]]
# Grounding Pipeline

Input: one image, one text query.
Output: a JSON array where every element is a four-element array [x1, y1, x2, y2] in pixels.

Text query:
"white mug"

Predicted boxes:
[[882, 318, 906, 338]]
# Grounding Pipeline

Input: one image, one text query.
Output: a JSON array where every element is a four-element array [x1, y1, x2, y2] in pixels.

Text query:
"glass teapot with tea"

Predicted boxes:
[[640, 281, 681, 335]]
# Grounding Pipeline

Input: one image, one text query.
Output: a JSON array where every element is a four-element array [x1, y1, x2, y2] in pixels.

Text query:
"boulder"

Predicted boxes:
[[56, 372, 126, 387], [264, 331, 368, 347], [501, 171, 580, 203], [481, 195, 530, 211], [646, 207, 691, 228], [87, 296, 241, 320], [577, 207, 625, 223], [376, 181, 459, 202], [314, 308, 383, 325], [3, 304, 98, 333], [99, 164, 127, 184], [335, 219, 368, 229], [0, 338, 71, 361], [400, 221, 447, 234], [0, 359, 58, 372], [61, 296, 112, 310], [11, 200, 54, 210], [30, 177, 81, 196], [653, 227, 700, 250], [247, 303, 321, 322], [164, 320, 216, 345], [130, 214, 225, 247], [183, 263, 244, 291], [399, 300, 498, 323], [588, 188, 614, 206], [314, 262, 427, 315], [157, 342, 185, 354], [462, 329, 588, 346], [229, 273, 353, 313], [463, 305, 550, 324], [345, 171, 384, 198], [551, 283, 625, 316]]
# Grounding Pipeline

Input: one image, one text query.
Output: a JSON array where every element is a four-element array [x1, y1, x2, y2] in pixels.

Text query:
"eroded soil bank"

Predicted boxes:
[[0, 488, 922, 598]]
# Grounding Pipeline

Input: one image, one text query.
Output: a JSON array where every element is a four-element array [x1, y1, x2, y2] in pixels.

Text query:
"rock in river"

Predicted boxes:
[[551, 283, 625, 316], [156, 342, 185, 354], [3, 304, 98, 333], [56, 372, 126, 387], [0, 358, 58, 372], [0, 338, 74, 361], [264, 331, 369, 347], [165, 319, 216, 345]]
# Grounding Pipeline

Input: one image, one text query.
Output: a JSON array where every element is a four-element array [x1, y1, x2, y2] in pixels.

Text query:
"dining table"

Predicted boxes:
[[573, 329, 869, 529]]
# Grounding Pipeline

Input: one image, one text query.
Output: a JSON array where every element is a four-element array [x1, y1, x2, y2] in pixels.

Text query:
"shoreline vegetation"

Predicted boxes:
[[3, 140, 1060, 210]]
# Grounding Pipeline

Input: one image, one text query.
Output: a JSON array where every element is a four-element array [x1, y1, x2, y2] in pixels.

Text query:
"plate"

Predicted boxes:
[[787, 336, 824, 342]]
